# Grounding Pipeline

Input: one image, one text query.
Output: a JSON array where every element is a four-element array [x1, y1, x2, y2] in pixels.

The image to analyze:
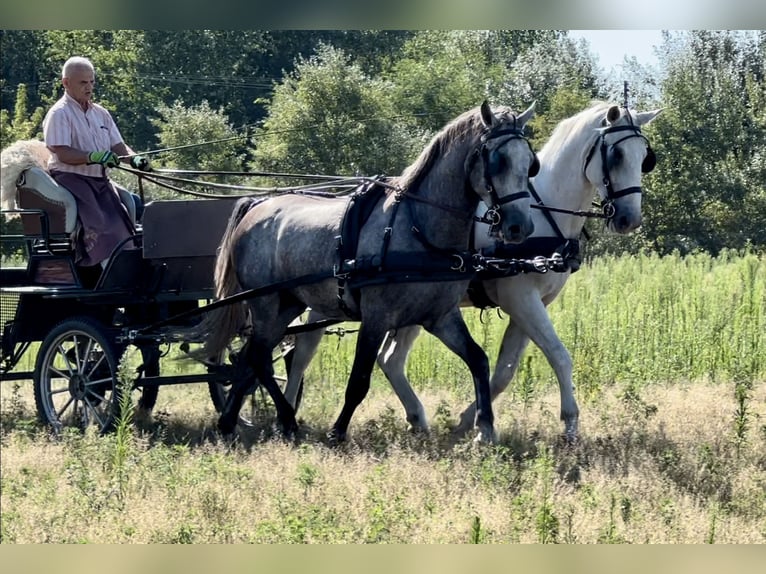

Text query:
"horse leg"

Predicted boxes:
[[136, 343, 161, 414], [218, 336, 298, 436], [464, 292, 579, 441], [377, 326, 428, 432], [424, 308, 495, 444], [251, 341, 300, 437], [328, 323, 385, 444], [456, 321, 530, 433], [284, 309, 325, 410]]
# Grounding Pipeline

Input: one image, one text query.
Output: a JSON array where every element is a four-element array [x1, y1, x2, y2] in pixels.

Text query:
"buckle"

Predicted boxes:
[[451, 254, 466, 272]]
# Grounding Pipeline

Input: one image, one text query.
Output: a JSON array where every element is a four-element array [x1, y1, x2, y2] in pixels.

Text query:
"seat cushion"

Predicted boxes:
[[16, 167, 78, 234]]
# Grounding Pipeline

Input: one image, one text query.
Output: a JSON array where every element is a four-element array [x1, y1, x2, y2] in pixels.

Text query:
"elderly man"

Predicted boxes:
[[43, 55, 148, 273]]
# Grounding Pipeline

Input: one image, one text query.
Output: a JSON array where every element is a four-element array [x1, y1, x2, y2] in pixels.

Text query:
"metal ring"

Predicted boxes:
[[451, 254, 465, 271], [485, 207, 501, 225], [531, 256, 549, 273], [602, 201, 616, 219]]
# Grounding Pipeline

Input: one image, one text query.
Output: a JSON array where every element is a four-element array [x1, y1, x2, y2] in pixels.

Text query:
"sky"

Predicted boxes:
[[568, 30, 665, 73]]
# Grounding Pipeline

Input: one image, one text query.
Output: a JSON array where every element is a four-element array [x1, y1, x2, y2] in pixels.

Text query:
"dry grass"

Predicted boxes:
[[2, 377, 764, 544]]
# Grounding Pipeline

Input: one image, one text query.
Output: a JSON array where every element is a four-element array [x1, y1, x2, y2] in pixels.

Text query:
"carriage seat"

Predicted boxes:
[[16, 166, 137, 237]]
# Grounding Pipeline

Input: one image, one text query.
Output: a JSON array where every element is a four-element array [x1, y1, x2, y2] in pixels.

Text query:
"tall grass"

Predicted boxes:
[[306, 250, 765, 404], [1, 251, 764, 543]]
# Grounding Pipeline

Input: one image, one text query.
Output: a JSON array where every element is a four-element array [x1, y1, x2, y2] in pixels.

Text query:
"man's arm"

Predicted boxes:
[[111, 142, 133, 163], [47, 145, 90, 166]]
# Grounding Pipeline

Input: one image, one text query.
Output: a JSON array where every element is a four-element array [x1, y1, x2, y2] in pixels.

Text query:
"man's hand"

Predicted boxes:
[[87, 150, 120, 168], [129, 155, 150, 171]]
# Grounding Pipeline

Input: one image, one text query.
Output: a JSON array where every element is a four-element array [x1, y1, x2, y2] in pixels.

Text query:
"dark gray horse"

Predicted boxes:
[[196, 101, 537, 443]]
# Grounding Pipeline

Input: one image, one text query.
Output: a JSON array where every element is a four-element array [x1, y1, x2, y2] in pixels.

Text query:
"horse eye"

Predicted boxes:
[[607, 146, 623, 169], [489, 153, 507, 175]]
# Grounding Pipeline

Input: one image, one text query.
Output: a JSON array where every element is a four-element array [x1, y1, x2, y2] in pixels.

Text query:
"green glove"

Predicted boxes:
[[129, 155, 150, 171], [87, 150, 120, 168]]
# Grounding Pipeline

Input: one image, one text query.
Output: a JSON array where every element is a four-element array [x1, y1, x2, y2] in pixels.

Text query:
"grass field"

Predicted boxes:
[[1, 251, 764, 543]]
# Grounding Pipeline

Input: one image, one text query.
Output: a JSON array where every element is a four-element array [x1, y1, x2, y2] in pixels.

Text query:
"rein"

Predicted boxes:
[[118, 165, 392, 200]]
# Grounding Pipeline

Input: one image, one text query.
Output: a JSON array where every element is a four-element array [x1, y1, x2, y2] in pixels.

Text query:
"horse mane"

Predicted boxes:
[[538, 101, 614, 161], [396, 105, 516, 191]]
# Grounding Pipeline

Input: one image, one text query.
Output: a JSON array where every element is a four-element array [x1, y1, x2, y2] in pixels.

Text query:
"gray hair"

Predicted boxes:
[[62, 56, 94, 79]]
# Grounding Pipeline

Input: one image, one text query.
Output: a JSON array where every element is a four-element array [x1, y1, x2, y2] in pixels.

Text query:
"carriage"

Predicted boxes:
[[0, 160, 258, 432]]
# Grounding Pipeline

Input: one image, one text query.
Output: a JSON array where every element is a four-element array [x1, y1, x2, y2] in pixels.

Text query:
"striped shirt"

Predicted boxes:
[[43, 93, 124, 178]]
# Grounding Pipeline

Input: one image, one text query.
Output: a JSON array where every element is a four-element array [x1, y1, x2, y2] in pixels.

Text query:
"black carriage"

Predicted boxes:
[[0, 166, 279, 433]]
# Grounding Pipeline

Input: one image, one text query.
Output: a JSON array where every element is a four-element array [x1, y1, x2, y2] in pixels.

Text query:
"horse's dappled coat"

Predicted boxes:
[[193, 101, 538, 443]]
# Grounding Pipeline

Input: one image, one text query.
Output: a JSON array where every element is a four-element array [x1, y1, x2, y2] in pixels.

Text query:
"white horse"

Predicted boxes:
[[284, 102, 662, 441]]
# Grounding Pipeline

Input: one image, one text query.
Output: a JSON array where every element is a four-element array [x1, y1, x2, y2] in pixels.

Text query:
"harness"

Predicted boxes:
[[331, 119, 539, 319], [332, 179, 480, 320]]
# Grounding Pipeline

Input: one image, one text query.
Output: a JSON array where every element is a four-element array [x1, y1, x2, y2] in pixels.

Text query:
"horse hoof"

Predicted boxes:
[[281, 419, 299, 439], [561, 432, 579, 447], [217, 417, 237, 436], [473, 426, 498, 445], [326, 428, 346, 446]]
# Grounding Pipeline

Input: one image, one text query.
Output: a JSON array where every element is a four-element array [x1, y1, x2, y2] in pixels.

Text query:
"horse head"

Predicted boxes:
[[466, 100, 537, 244], [584, 104, 662, 234]]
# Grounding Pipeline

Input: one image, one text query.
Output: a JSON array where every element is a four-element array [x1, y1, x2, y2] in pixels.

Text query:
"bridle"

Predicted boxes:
[[468, 123, 539, 233], [582, 109, 655, 219], [398, 120, 539, 231]]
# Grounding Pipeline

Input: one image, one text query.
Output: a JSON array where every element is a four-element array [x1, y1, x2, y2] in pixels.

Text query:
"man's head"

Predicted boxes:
[[62, 56, 95, 108]]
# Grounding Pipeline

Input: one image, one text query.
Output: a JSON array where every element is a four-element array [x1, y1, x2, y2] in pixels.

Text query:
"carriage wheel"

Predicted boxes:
[[207, 336, 302, 428], [34, 317, 125, 434]]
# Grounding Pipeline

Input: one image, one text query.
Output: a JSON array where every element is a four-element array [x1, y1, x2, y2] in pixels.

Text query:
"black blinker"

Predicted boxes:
[[642, 147, 656, 173], [528, 154, 540, 177]]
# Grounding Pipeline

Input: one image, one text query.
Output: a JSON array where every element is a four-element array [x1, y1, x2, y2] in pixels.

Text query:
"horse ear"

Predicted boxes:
[[635, 108, 663, 127], [517, 101, 536, 127], [606, 105, 621, 124], [480, 100, 495, 127]]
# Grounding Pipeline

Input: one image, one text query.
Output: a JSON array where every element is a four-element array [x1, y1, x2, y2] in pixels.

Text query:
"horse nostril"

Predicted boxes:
[[509, 224, 521, 236], [617, 216, 629, 230]]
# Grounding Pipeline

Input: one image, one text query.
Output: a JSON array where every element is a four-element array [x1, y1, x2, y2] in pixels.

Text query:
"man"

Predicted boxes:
[[43, 55, 148, 271]]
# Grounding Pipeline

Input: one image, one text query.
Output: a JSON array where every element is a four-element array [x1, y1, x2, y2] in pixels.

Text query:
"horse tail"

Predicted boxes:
[[193, 196, 262, 360]]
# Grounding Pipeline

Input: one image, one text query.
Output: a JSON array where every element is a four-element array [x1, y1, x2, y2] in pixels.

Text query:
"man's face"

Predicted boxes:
[[63, 65, 95, 106]]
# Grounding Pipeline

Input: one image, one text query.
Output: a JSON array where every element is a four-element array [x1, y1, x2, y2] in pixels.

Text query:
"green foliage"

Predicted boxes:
[[646, 31, 766, 254], [307, 251, 766, 400], [501, 33, 601, 120], [252, 44, 419, 179], [151, 100, 246, 174], [1, 30, 765, 253], [389, 31, 562, 133], [0, 84, 45, 148]]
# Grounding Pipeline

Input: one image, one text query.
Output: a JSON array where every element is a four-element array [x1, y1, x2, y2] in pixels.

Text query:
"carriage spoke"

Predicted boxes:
[[48, 365, 71, 379], [83, 350, 106, 379], [56, 396, 75, 420], [83, 396, 105, 429], [85, 370, 112, 384], [57, 342, 77, 374], [86, 386, 108, 404]]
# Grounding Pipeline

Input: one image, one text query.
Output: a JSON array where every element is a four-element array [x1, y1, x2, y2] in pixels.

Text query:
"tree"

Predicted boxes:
[[644, 30, 766, 254], [252, 44, 420, 180], [150, 100, 246, 172], [0, 84, 46, 148], [501, 33, 602, 123], [386, 31, 558, 134], [0, 30, 51, 116]]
